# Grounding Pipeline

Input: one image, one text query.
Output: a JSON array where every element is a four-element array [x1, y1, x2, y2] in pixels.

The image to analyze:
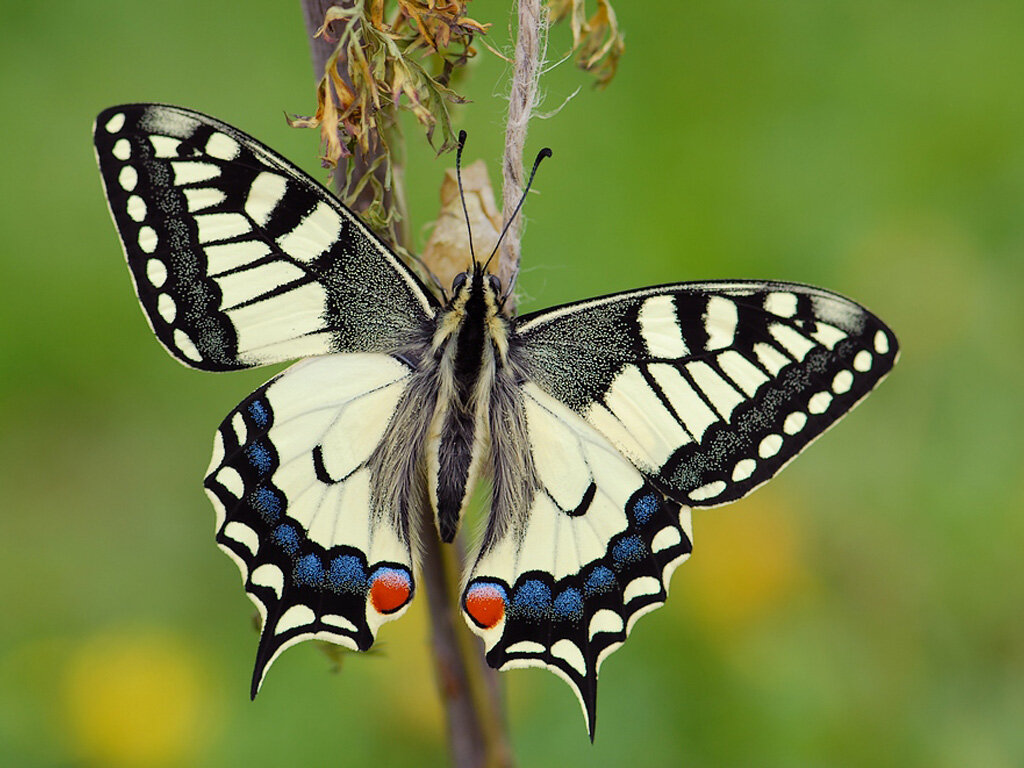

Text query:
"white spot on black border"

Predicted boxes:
[[783, 411, 807, 435], [118, 165, 137, 191], [157, 293, 176, 323], [808, 391, 832, 414], [765, 291, 797, 318], [146, 258, 167, 288], [832, 370, 854, 394], [137, 225, 158, 253], [126, 195, 146, 222], [732, 458, 756, 481], [104, 112, 126, 133], [758, 434, 783, 459], [112, 138, 131, 161], [207, 132, 240, 161], [690, 480, 726, 502]]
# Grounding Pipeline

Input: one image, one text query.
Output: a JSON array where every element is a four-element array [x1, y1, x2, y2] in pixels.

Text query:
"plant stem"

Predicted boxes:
[[300, 0, 404, 245], [420, 529, 514, 768], [299, 3, 512, 766], [499, 0, 544, 312]]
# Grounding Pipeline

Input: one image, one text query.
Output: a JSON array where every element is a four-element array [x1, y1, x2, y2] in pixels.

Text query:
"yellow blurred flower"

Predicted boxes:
[[61, 628, 212, 768]]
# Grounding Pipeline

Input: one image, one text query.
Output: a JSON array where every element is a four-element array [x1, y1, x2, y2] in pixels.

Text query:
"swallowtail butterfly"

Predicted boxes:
[[94, 104, 898, 737]]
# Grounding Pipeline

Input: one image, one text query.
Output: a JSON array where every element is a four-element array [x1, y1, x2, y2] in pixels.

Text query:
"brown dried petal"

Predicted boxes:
[[547, 0, 624, 87]]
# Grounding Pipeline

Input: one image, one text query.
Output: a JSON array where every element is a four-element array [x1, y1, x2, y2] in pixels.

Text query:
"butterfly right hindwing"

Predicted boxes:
[[463, 382, 694, 738]]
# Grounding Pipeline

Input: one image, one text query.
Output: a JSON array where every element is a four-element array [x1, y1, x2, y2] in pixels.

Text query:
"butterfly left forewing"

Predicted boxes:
[[205, 353, 423, 695], [463, 382, 693, 738], [94, 104, 437, 371]]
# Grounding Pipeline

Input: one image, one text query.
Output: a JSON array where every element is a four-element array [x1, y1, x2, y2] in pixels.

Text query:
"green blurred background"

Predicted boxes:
[[2, 1, 1022, 766]]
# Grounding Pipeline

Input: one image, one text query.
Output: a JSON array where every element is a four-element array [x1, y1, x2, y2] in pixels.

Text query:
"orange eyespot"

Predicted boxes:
[[369, 568, 412, 614], [464, 583, 507, 629]]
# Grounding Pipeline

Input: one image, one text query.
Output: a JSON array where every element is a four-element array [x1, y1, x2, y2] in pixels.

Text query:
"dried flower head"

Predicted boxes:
[[548, 0, 624, 87], [290, 1, 488, 234]]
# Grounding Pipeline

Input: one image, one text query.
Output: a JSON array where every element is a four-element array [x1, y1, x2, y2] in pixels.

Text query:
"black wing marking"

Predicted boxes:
[[94, 104, 438, 371], [204, 353, 418, 695], [515, 280, 898, 507]]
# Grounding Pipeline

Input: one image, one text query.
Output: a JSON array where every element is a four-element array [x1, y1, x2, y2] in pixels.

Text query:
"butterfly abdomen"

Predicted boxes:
[[427, 268, 511, 542]]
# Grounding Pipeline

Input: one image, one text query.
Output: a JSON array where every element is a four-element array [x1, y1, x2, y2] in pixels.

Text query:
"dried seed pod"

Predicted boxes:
[[422, 159, 504, 290]]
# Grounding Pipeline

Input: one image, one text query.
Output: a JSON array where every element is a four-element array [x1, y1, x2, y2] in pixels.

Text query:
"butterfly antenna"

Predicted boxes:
[[483, 146, 553, 276], [455, 130, 477, 268]]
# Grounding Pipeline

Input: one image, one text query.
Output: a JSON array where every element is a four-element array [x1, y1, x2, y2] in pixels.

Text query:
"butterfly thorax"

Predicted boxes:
[[427, 267, 511, 542]]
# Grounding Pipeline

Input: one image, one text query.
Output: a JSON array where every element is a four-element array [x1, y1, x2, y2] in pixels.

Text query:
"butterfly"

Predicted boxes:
[[94, 103, 898, 737]]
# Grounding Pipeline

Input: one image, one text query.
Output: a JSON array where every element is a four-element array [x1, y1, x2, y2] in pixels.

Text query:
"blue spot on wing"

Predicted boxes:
[[553, 587, 584, 622], [511, 580, 552, 622], [248, 399, 270, 429], [273, 524, 301, 555], [584, 565, 616, 597], [328, 555, 367, 594], [612, 535, 646, 568], [246, 442, 273, 474], [294, 554, 324, 587], [632, 493, 659, 525], [251, 486, 282, 522]]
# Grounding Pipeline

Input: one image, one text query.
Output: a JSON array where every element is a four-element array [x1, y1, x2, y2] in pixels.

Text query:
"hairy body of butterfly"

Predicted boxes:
[[94, 104, 898, 738]]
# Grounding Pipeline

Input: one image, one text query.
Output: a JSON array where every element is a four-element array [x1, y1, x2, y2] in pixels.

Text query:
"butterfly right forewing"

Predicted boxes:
[[515, 280, 899, 508]]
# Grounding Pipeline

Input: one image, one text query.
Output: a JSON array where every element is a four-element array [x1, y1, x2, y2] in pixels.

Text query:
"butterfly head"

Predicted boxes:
[[451, 266, 501, 300], [447, 264, 505, 315], [453, 130, 551, 309], [433, 262, 511, 366]]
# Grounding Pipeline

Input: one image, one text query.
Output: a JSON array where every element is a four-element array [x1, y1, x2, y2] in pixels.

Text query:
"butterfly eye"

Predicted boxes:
[[487, 274, 502, 293], [452, 272, 469, 291]]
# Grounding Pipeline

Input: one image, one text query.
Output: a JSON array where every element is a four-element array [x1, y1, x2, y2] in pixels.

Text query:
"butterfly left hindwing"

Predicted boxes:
[[205, 353, 421, 696]]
